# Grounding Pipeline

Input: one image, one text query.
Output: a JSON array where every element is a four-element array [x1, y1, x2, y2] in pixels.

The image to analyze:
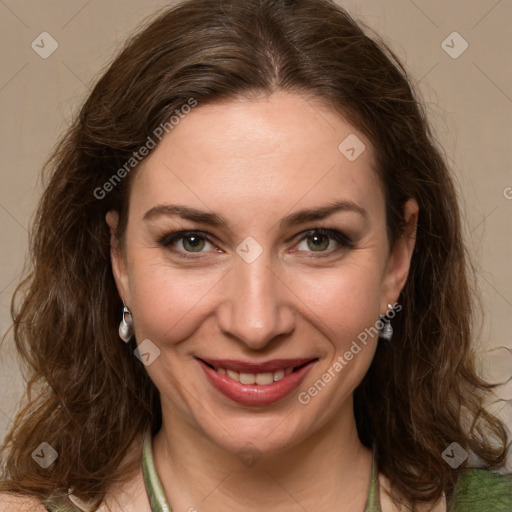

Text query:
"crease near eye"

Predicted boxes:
[[157, 228, 354, 259]]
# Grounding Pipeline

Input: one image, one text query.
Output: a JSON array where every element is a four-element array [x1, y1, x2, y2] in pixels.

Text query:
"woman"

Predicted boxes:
[[0, 0, 510, 510]]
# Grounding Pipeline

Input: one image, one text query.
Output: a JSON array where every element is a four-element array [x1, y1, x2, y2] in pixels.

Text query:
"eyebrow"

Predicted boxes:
[[143, 199, 367, 229]]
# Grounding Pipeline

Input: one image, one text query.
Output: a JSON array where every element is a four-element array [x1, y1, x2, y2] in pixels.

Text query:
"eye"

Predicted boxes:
[[294, 228, 354, 255], [158, 231, 215, 257], [157, 228, 354, 259]]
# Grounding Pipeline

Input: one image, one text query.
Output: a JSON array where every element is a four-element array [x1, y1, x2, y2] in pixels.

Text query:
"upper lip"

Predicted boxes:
[[197, 357, 317, 373]]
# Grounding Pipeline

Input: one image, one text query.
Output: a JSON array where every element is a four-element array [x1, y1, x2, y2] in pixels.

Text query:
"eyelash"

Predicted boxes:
[[157, 228, 354, 259]]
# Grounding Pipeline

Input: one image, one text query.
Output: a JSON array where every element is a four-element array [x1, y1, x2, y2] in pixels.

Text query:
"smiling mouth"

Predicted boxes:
[[200, 359, 315, 386]]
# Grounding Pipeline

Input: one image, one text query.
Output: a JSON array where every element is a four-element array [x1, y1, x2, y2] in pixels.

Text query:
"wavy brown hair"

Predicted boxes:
[[1, 0, 508, 509]]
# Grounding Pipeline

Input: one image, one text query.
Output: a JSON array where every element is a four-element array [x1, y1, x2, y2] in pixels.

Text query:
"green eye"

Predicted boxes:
[[305, 232, 331, 251], [297, 229, 354, 253], [158, 228, 353, 259], [180, 233, 207, 252]]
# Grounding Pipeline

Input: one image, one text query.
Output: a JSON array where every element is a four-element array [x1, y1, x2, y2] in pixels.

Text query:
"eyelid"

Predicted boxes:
[[158, 227, 354, 257], [296, 228, 354, 250], [157, 230, 217, 258]]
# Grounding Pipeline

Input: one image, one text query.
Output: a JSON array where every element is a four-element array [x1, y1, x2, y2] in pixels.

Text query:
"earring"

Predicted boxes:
[[118, 301, 133, 343], [379, 303, 394, 341]]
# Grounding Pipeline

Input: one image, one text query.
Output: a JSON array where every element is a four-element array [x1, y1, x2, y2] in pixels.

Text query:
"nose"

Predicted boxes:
[[216, 254, 296, 350]]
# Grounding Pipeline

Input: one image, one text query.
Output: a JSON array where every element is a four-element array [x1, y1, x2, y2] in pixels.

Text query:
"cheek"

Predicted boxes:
[[295, 260, 383, 342], [128, 259, 224, 343], [291, 264, 383, 406]]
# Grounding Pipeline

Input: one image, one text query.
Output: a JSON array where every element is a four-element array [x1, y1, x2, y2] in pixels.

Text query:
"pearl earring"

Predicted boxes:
[[379, 303, 394, 341], [118, 301, 133, 343]]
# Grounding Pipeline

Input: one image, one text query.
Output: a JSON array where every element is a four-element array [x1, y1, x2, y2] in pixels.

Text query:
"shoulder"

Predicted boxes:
[[449, 469, 512, 511], [0, 493, 48, 512]]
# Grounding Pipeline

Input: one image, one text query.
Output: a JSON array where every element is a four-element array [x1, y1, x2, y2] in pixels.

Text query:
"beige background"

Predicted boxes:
[[1, 0, 511, 464]]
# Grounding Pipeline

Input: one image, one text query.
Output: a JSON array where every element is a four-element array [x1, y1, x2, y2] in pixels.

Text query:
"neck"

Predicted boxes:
[[152, 397, 373, 512]]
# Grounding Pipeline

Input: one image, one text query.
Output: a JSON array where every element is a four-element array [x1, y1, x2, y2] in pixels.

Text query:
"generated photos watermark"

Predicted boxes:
[[93, 98, 198, 200], [298, 302, 402, 405]]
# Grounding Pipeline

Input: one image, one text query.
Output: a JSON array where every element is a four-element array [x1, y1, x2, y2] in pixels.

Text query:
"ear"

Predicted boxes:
[[105, 210, 131, 306], [380, 198, 419, 312]]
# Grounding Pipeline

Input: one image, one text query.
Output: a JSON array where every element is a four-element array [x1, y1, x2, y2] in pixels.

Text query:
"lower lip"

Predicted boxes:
[[197, 359, 317, 406]]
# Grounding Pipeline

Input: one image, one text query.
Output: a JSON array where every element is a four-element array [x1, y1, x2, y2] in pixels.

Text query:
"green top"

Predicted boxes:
[[139, 428, 512, 512], [43, 427, 512, 511]]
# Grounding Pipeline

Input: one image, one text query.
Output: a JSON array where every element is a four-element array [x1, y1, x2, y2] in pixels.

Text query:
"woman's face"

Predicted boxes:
[[108, 91, 417, 455]]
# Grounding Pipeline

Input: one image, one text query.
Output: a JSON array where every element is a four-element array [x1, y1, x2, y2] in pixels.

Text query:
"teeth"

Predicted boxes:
[[240, 372, 256, 385], [226, 369, 239, 381], [216, 366, 296, 384], [256, 372, 274, 385], [273, 369, 285, 381]]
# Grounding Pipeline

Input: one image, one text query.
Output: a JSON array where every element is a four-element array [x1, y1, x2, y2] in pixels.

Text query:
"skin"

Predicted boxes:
[[104, 91, 422, 512]]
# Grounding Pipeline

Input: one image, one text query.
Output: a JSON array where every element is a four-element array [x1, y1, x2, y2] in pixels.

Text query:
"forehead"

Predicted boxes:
[[129, 91, 384, 224]]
